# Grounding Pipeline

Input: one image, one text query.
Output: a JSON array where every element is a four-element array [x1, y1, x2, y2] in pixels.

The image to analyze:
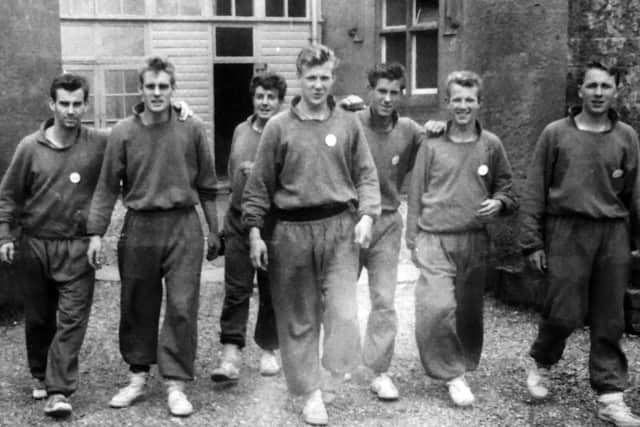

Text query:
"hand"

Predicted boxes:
[[0, 242, 15, 263], [528, 249, 547, 273], [476, 199, 503, 218], [87, 235, 103, 269], [354, 215, 373, 249], [206, 232, 221, 261], [424, 120, 447, 135], [249, 227, 268, 270], [173, 100, 194, 121]]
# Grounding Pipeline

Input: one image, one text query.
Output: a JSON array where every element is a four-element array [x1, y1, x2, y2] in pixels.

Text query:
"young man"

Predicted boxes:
[[242, 44, 380, 426], [211, 72, 286, 382], [521, 61, 640, 427], [0, 74, 108, 418], [86, 56, 220, 417], [406, 71, 516, 407], [355, 63, 424, 401]]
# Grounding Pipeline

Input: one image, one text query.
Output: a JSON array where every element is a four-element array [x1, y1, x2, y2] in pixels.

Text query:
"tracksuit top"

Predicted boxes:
[[520, 107, 640, 254], [0, 119, 108, 245], [406, 121, 517, 248], [242, 96, 381, 230], [87, 104, 218, 236], [228, 115, 262, 214], [356, 108, 424, 213]]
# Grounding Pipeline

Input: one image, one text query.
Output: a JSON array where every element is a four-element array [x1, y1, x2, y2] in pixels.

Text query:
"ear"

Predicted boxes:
[[48, 98, 56, 112]]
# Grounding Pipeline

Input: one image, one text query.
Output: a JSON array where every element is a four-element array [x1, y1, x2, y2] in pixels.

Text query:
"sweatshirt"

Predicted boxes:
[[520, 107, 640, 254], [228, 115, 262, 214]]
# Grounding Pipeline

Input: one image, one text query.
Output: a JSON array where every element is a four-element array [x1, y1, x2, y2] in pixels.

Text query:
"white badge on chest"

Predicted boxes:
[[477, 164, 489, 176], [325, 134, 337, 147], [391, 155, 400, 166], [612, 169, 624, 179], [69, 172, 81, 184]]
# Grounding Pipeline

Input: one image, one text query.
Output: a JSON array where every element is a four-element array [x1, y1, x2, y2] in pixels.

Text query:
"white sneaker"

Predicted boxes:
[[32, 378, 47, 400], [44, 393, 72, 418], [447, 375, 475, 407], [109, 372, 147, 408], [370, 373, 399, 401], [526, 363, 551, 400], [259, 350, 280, 376], [302, 389, 328, 425], [598, 392, 640, 427], [211, 344, 241, 382], [166, 380, 193, 417]]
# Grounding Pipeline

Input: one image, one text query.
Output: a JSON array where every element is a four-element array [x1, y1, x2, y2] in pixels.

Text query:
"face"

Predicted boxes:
[[253, 86, 282, 121], [579, 68, 617, 116], [446, 83, 480, 127], [369, 78, 403, 117], [140, 70, 173, 114], [49, 88, 87, 129], [299, 61, 335, 109]]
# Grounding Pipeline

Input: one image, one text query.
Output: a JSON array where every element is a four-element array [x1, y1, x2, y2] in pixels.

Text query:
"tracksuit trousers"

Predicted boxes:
[[530, 216, 629, 393], [21, 236, 95, 396], [359, 210, 402, 374], [219, 210, 278, 350], [412, 230, 488, 380], [268, 210, 361, 395], [117, 207, 203, 381]]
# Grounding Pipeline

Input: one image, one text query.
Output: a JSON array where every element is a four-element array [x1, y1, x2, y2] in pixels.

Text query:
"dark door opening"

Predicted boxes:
[[214, 63, 255, 179]]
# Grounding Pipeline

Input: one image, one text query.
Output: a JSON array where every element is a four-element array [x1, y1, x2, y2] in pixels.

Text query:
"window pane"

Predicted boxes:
[[59, 0, 70, 15], [125, 95, 140, 114], [124, 0, 146, 15], [70, 0, 95, 15], [97, 0, 120, 14], [385, 0, 405, 26], [265, 0, 284, 17], [61, 24, 95, 57], [236, 0, 253, 16], [156, 0, 178, 15], [124, 70, 139, 93], [415, 0, 438, 23], [98, 25, 144, 56], [105, 71, 124, 93], [181, 0, 202, 15], [383, 33, 406, 69], [216, 28, 253, 56], [288, 0, 305, 17], [415, 31, 437, 88], [215, 0, 232, 15], [106, 96, 124, 119], [85, 95, 95, 123]]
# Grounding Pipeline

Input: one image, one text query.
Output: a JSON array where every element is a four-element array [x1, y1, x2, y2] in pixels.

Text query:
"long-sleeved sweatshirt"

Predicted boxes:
[[406, 121, 517, 248], [520, 107, 640, 254], [356, 108, 423, 212], [87, 104, 218, 236], [242, 96, 381, 230], [228, 115, 261, 214], [0, 119, 108, 244]]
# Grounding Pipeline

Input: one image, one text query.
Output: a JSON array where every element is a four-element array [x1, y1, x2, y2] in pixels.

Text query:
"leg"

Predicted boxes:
[[254, 267, 279, 351]]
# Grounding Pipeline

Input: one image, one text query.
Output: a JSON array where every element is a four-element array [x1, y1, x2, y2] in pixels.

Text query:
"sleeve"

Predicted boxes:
[[405, 142, 430, 250], [397, 120, 425, 190], [519, 126, 554, 255], [625, 130, 640, 248], [0, 140, 31, 244], [86, 128, 127, 236], [194, 121, 219, 233], [241, 120, 279, 230], [350, 118, 381, 219], [490, 139, 518, 214]]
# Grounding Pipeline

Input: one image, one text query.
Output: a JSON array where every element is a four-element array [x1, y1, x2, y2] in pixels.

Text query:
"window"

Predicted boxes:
[[380, 0, 439, 94], [265, 0, 306, 17], [214, 0, 254, 16], [156, 0, 202, 16], [216, 28, 253, 56], [60, 0, 144, 15], [61, 24, 145, 58], [104, 70, 140, 125]]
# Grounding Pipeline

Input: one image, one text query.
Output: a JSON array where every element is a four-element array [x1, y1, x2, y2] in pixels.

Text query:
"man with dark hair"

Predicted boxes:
[[355, 62, 424, 401], [243, 44, 380, 425], [407, 70, 517, 407], [0, 73, 108, 418], [521, 61, 640, 426], [86, 56, 220, 417], [211, 71, 287, 382]]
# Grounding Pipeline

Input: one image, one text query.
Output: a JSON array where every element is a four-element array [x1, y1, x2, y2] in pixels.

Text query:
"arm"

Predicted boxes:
[[193, 122, 220, 260], [405, 142, 429, 250], [482, 139, 518, 216], [626, 130, 640, 250], [396, 120, 425, 190]]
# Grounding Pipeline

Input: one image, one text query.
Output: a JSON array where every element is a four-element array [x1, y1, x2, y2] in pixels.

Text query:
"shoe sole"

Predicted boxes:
[[44, 406, 72, 418], [210, 372, 239, 382], [109, 394, 144, 408], [597, 413, 640, 427], [303, 416, 328, 426], [260, 369, 280, 377]]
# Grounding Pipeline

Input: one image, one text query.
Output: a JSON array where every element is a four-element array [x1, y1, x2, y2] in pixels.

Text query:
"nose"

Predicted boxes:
[[67, 104, 76, 115], [594, 85, 603, 96], [384, 92, 392, 103]]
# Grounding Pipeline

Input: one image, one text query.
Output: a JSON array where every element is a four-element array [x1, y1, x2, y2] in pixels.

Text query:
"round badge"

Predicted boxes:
[[612, 169, 624, 179], [325, 134, 337, 147], [391, 155, 400, 166], [478, 165, 489, 176], [69, 172, 81, 184]]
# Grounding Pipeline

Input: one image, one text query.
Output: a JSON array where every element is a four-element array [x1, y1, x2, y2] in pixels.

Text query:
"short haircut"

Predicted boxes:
[[446, 70, 483, 100], [367, 63, 406, 90], [138, 56, 176, 87], [295, 44, 338, 75], [578, 60, 622, 86], [250, 72, 288, 101], [50, 73, 90, 102]]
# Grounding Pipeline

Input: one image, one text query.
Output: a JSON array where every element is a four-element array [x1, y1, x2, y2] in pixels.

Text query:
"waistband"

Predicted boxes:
[[275, 203, 350, 222], [127, 205, 196, 216]]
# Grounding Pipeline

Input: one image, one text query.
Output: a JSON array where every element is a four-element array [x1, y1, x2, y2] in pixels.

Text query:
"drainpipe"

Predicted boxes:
[[311, 0, 318, 44]]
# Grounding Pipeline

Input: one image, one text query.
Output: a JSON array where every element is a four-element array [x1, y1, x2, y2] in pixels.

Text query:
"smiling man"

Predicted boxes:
[[521, 61, 640, 427], [86, 56, 220, 417], [242, 44, 380, 426], [0, 73, 108, 418], [406, 70, 516, 407]]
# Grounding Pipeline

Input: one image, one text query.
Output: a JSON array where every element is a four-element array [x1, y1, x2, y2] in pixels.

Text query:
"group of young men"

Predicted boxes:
[[1, 43, 640, 427]]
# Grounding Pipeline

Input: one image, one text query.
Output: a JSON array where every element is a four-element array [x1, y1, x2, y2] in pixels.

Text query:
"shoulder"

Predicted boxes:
[[614, 120, 638, 140], [109, 116, 137, 139], [542, 117, 570, 136], [13, 130, 40, 157], [480, 129, 504, 148], [83, 126, 110, 145]]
